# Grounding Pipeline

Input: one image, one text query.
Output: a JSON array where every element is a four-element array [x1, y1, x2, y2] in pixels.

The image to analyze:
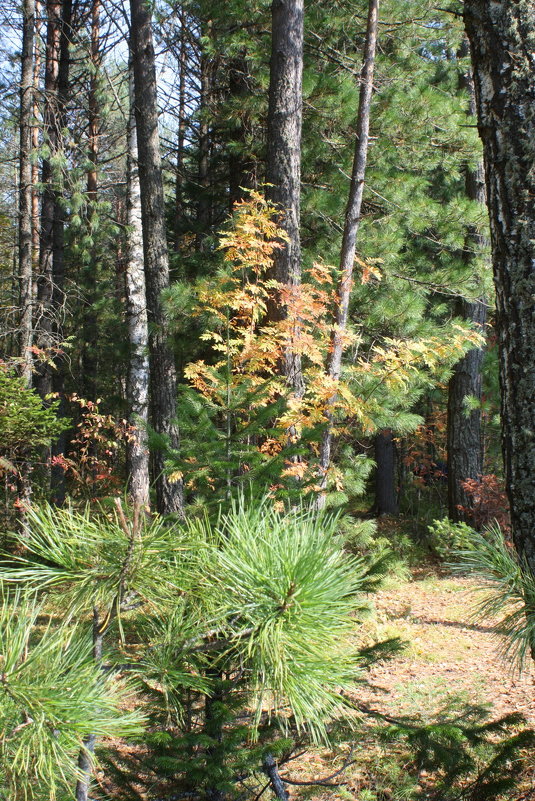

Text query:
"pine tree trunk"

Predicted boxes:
[[447, 59, 487, 525], [19, 0, 35, 387], [375, 429, 398, 515], [125, 63, 150, 510], [266, 0, 304, 396], [195, 19, 213, 252], [464, 1, 535, 566], [173, 4, 187, 252], [35, 0, 61, 401], [129, 0, 184, 517], [228, 52, 255, 207], [316, 0, 379, 508], [81, 0, 100, 401]]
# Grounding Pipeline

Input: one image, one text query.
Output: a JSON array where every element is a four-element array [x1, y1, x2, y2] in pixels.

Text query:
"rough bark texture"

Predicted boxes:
[[316, 0, 379, 507], [266, 0, 304, 396], [228, 53, 255, 207], [447, 59, 487, 524], [125, 64, 150, 510], [35, 0, 62, 400], [375, 429, 398, 515], [19, 0, 35, 387], [464, 1, 535, 565], [81, 0, 101, 401], [130, 0, 183, 517], [195, 19, 213, 253]]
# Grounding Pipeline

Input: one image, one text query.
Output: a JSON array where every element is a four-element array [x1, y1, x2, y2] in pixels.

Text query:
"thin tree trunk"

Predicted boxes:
[[228, 52, 254, 207], [31, 0, 41, 276], [173, 4, 187, 252], [447, 56, 487, 525], [35, 0, 61, 400], [129, 0, 184, 517], [195, 19, 212, 252], [463, 1, 535, 567], [374, 429, 398, 515], [74, 607, 103, 801], [316, 0, 379, 508], [19, 0, 35, 387], [81, 0, 101, 401], [125, 62, 150, 510], [266, 0, 304, 396]]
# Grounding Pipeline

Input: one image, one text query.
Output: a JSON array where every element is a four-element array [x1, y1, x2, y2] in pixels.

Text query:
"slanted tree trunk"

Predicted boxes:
[[447, 57, 487, 525], [125, 63, 150, 510], [316, 0, 379, 508], [19, 0, 35, 387], [463, 1, 535, 566], [375, 429, 398, 515], [129, 0, 184, 517], [266, 0, 304, 396]]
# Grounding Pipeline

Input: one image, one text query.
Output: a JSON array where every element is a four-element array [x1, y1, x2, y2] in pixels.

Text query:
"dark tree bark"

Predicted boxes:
[[19, 0, 36, 387], [265, 0, 304, 396], [316, 0, 379, 508], [35, 0, 62, 401], [375, 429, 398, 516], [195, 18, 213, 252], [125, 62, 150, 510], [228, 52, 255, 207], [447, 58, 487, 525], [129, 0, 184, 517], [80, 0, 101, 402], [34, 0, 71, 504], [173, 4, 187, 253], [464, 1, 535, 566]]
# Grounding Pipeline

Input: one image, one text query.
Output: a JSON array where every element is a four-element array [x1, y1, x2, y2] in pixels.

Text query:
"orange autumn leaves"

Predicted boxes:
[[182, 192, 483, 495]]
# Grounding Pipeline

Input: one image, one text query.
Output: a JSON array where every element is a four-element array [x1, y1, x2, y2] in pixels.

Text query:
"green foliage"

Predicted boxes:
[[0, 363, 67, 456], [0, 502, 194, 624], [427, 517, 475, 560], [379, 701, 535, 800], [454, 525, 535, 669], [0, 592, 142, 800]]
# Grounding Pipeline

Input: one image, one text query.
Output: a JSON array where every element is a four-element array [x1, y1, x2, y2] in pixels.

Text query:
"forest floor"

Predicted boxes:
[[286, 569, 535, 801]]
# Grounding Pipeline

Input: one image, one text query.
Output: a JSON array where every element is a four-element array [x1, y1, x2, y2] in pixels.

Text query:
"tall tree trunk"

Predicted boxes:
[[463, 1, 535, 567], [195, 19, 213, 252], [447, 57, 487, 525], [265, 0, 304, 396], [375, 429, 398, 515], [35, 0, 61, 400], [35, 0, 72, 504], [81, 0, 100, 401], [228, 52, 255, 207], [31, 0, 41, 276], [316, 0, 379, 508], [19, 0, 36, 387], [125, 63, 150, 510], [173, 4, 187, 252], [129, 0, 184, 517]]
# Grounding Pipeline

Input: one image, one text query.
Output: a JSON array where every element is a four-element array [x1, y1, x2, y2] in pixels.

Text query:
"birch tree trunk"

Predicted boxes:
[[316, 0, 379, 508], [266, 0, 304, 396], [463, 0, 535, 566], [129, 0, 184, 517], [125, 63, 150, 510], [18, 0, 35, 387]]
